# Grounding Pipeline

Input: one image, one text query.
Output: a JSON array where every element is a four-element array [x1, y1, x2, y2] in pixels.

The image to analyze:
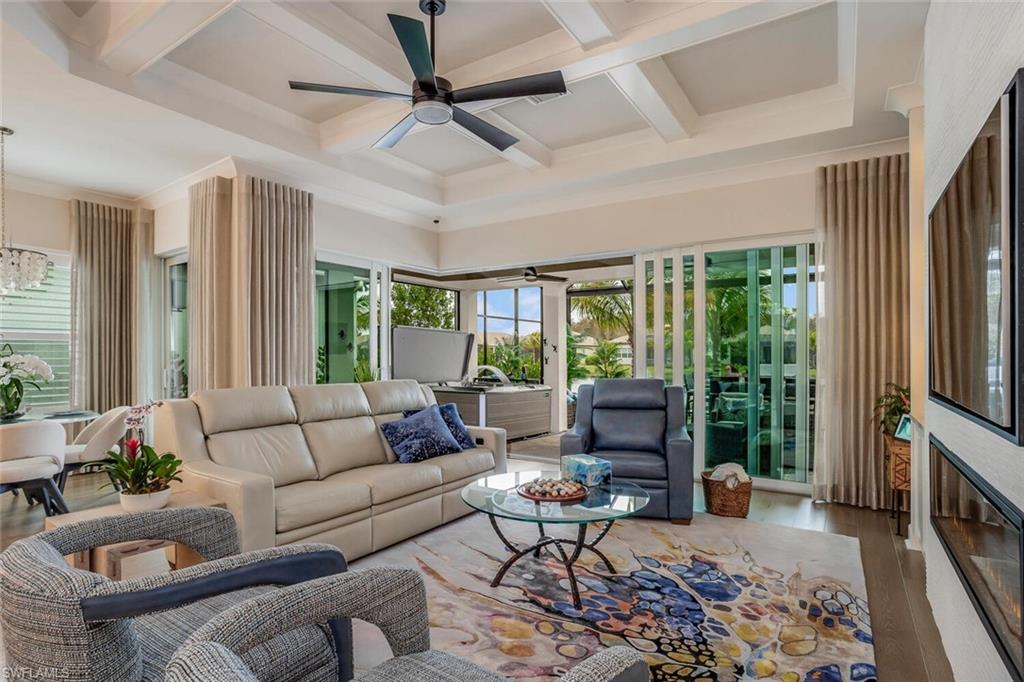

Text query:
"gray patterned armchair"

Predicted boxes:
[[165, 567, 649, 682], [0, 507, 352, 681], [562, 378, 694, 524]]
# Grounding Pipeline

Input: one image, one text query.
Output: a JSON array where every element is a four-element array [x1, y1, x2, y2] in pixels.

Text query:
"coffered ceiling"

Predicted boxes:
[[3, 0, 928, 231]]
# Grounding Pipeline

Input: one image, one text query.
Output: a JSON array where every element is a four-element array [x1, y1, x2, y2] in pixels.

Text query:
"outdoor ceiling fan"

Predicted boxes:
[[497, 267, 568, 284], [289, 0, 566, 151]]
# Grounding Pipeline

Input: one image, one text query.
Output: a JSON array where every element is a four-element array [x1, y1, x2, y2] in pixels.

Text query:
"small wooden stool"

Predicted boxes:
[[43, 490, 226, 579]]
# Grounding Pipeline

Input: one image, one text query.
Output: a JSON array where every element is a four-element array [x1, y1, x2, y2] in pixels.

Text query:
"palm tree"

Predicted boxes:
[[584, 340, 631, 378], [570, 280, 634, 345]]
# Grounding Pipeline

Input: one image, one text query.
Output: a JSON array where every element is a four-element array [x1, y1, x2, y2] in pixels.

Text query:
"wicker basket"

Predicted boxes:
[[701, 471, 753, 518]]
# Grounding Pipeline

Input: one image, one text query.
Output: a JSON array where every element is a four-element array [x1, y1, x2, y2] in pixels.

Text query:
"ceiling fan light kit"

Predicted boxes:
[[289, 0, 566, 151]]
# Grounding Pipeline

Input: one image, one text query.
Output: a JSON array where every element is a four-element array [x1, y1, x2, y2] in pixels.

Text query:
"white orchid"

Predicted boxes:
[[0, 345, 54, 417]]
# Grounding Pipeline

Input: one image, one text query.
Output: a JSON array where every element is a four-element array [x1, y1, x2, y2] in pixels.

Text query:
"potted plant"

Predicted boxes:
[[89, 401, 183, 512], [0, 344, 54, 419], [873, 382, 911, 436], [873, 382, 911, 494]]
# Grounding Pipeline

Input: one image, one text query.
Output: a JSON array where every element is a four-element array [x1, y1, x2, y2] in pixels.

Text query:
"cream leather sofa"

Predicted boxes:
[[154, 380, 506, 560]]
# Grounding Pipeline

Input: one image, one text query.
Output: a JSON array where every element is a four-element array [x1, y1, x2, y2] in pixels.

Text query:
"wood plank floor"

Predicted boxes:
[[0, 467, 953, 682]]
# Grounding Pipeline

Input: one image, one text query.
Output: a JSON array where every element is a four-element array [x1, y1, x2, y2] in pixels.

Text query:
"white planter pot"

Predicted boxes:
[[119, 488, 172, 513]]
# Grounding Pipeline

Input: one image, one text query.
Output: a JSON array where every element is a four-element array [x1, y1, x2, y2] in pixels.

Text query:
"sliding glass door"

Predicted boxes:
[[315, 261, 371, 383], [703, 245, 817, 482], [636, 242, 817, 484]]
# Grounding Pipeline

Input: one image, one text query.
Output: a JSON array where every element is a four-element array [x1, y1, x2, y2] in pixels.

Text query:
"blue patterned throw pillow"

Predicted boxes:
[[403, 403, 475, 450], [382, 404, 463, 463]]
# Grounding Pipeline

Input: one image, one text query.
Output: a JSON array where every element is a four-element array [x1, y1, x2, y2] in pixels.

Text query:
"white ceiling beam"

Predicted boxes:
[[321, 0, 831, 152], [240, 1, 410, 93], [607, 57, 698, 141], [540, 1, 616, 49], [451, 111, 552, 170], [97, 1, 236, 76]]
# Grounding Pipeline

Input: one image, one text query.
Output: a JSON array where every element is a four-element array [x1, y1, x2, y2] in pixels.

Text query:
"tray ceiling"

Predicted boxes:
[[4, 0, 928, 231]]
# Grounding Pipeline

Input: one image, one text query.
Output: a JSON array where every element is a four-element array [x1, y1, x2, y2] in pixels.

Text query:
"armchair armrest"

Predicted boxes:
[[665, 427, 695, 521], [560, 647, 648, 682], [182, 460, 275, 551], [166, 641, 255, 682], [467, 426, 507, 474], [39, 507, 239, 559], [178, 567, 428, 659], [560, 424, 592, 455], [80, 543, 347, 621]]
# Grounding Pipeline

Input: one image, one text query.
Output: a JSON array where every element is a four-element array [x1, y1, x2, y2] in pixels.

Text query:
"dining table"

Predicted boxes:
[[0, 409, 101, 426]]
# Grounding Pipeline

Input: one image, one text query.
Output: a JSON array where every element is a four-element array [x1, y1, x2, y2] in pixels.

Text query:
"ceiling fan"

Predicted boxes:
[[289, 0, 566, 151], [497, 267, 568, 284]]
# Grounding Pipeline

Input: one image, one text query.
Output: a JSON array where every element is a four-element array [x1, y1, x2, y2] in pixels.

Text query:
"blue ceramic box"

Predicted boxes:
[[561, 454, 611, 487]]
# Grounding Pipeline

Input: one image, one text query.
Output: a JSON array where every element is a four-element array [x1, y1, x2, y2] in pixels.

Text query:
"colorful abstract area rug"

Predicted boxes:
[[353, 513, 876, 682]]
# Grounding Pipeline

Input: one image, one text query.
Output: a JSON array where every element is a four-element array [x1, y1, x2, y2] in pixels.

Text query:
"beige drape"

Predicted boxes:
[[929, 135, 1002, 419], [240, 177, 315, 386], [187, 175, 315, 391], [813, 154, 910, 509], [70, 201, 156, 413], [187, 176, 234, 392]]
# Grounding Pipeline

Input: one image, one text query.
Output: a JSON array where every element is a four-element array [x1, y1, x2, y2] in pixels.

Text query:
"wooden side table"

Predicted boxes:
[[43, 490, 225, 579], [884, 435, 911, 535]]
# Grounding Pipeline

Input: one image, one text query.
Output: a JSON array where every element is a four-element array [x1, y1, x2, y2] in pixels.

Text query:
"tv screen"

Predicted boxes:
[[929, 69, 1023, 441]]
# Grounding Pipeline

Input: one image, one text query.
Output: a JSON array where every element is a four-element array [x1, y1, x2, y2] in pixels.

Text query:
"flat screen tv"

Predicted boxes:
[[929, 68, 1024, 443]]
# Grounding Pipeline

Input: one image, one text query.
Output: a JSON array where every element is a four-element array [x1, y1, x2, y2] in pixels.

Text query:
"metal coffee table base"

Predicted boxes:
[[487, 514, 616, 609]]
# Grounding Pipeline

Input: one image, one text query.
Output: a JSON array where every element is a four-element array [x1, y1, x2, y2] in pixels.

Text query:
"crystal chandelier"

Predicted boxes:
[[0, 126, 51, 296]]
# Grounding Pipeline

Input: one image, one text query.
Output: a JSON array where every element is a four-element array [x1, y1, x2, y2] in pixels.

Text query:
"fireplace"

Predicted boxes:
[[930, 437, 1023, 680]]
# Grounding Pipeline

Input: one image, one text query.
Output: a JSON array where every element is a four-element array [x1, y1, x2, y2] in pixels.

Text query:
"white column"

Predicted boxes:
[[460, 289, 480, 379], [633, 255, 648, 377], [652, 255, 665, 379], [692, 245, 707, 479], [543, 283, 568, 432], [906, 105, 926, 550]]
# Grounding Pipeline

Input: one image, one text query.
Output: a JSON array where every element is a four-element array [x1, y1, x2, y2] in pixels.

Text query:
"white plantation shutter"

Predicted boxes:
[[0, 265, 72, 407]]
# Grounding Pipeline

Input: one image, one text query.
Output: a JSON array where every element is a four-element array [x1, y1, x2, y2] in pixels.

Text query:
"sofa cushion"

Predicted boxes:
[[193, 386, 297, 435], [302, 416, 389, 477], [404, 403, 475, 450], [361, 380, 431, 415], [593, 450, 667, 480], [592, 378, 666, 409], [206, 424, 317, 486], [426, 447, 495, 484], [593, 409, 665, 453], [274, 477, 372, 532], [380, 405, 463, 464], [328, 463, 442, 505], [289, 384, 372, 423]]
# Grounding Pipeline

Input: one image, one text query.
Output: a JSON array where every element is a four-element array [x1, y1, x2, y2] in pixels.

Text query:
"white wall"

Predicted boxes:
[[150, 183, 438, 269], [439, 173, 814, 270], [920, 4, 1024, 682], [6, 187, 70, 252], [315, 201, 437, 270]]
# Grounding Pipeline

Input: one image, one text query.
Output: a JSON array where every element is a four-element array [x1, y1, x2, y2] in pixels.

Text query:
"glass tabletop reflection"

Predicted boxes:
[[461, 470, 649, 524]]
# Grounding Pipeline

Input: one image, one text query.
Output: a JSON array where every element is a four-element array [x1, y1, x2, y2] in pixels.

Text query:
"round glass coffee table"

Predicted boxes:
[[461, 470, 649, 608]]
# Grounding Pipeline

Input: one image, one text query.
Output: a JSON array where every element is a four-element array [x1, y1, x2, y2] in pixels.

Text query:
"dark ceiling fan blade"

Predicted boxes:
[[452, 107, 518, 151], [495, 276, 525, 282], [450, 71, 566, 104], [387, 14, 436, 93], [289, 81, 411, 100], [373, 113, 417, 149], [537, 274, 569, 282]]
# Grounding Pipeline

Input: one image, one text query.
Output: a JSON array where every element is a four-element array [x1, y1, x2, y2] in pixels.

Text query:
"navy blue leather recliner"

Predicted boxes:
[[561, 378, 694, 523]]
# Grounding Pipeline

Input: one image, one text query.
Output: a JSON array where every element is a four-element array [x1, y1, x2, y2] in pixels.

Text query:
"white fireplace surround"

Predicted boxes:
[[919, 6, 1024, 681]]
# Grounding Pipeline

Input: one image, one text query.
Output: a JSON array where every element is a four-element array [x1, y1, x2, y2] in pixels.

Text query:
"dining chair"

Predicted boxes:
[[61, 405, 129, 490], [0, 421, 69, 515]]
